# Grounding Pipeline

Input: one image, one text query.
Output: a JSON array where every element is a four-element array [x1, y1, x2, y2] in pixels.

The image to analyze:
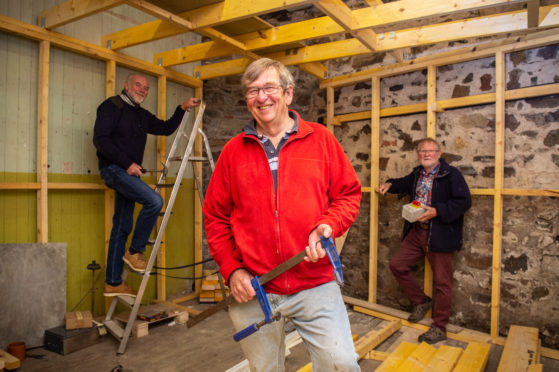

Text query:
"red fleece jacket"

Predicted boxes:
[[203, 111, 362, 295]]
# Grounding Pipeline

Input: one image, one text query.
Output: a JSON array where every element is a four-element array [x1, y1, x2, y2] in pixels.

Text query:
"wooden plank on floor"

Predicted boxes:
[[355, 320, 402, 359], [497, 325, 540, 372], [423, 344, 463, 372], [375, 341, 418, 371], [453, 342, 491, 372], [394, 341, 437, 372]]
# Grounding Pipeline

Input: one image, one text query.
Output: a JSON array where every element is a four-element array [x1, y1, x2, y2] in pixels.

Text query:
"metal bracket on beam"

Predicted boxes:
[[39, 17, 46, 28], [389, 31, 396, 39], [106, 40, 112, 49], [157, 58, 163, 66], [195, 71, 200, 79], [378, 33, 385, 40]]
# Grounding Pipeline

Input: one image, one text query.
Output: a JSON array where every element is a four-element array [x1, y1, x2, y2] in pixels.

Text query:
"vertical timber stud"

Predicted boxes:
[[104, 60, 116, 312], [37, 41, 50, 243], [327, 87, 334, 133], [424, 65, 437, 306], [193, 86, 204, 294], [369, 76, 381, 303], [157, 75, 167, 301], [491, 51, 506, 340]]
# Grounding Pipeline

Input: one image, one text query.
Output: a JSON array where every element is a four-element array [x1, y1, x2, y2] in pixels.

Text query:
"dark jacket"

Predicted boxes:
[[386, 159, 471, 252], [93, 94, 186, 171]]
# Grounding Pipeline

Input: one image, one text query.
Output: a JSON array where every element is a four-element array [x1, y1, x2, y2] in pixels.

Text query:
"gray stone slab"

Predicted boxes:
[[0, 243, 66, 349]]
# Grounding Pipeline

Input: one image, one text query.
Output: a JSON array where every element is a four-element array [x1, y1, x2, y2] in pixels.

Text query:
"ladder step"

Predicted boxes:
[[158, 211, 172, 217], [117, 295, 136, 307], [169, 156, 208, 162], [156, 183, 181, 188], [104, 319, 124, 339]]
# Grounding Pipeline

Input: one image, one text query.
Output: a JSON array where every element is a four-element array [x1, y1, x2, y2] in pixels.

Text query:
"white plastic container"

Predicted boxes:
[[402, 200, 425, 222]]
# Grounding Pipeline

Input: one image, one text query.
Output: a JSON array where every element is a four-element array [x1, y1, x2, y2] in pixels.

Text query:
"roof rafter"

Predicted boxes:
[[527, 0, 541, 27], [124, 0, 260, 60], [314, 0, 377, 51], [102, 0, 317, 50], [194, 4, 559, 80], [154, 0, 528, 68], [38, 0, 125, 29]]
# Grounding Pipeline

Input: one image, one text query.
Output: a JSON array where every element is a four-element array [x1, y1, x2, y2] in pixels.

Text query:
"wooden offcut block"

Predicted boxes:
[[423, 344, 463, 372], [375, 341, 419, 372], [453, 342, 491, 372], [65, 310, 92, 330], [497, 325, 540, 372], [0, 350, 20, 370]]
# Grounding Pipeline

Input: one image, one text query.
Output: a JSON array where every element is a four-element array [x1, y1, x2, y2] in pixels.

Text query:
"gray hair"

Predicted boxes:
[[241, 58, 295, 93], [416, 137, 441, 152]]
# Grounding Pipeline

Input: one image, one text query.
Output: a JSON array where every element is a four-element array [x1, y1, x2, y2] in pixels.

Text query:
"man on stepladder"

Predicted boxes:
[[93, 73, 199, 297], [203, 58, 362, 371], [379, 137, 471, 344]]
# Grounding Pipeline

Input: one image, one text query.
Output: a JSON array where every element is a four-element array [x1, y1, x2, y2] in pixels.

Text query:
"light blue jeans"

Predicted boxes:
[[229, 281, 360, 372]]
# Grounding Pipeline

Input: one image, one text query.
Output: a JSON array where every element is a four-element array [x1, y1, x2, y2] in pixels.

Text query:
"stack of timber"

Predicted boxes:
[[200, 273, 229, 303], [373, 340, 491, 372], [497, 325, 543, 372], [114, 303, 188, 338]]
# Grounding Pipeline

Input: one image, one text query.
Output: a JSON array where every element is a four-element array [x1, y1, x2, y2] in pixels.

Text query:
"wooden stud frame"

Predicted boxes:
[[322, 33, 559, 349], [0, 15, 203, 304]]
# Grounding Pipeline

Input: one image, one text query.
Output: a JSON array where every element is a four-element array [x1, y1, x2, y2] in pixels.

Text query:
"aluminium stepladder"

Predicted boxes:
[[103, 101, 216, 354]]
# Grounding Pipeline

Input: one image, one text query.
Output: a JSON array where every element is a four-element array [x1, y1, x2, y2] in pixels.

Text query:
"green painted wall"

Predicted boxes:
[[0, 172, 195, 316]]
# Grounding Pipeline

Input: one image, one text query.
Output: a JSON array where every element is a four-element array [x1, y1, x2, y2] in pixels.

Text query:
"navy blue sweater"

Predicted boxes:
[[386, 159, 471, 252], [93, 95, 186, 171]]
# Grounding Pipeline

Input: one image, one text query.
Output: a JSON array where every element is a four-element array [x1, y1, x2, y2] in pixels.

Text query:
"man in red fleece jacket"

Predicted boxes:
[[203, 58, 362, 371]]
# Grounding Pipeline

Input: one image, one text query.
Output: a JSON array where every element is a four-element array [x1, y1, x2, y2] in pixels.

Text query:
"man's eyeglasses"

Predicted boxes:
[[246, 85, 282, 98], [418, 150, 439, 155]]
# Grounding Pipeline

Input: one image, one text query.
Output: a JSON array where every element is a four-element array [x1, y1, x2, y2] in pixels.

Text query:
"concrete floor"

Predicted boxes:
[[16, 300, 559, 372]]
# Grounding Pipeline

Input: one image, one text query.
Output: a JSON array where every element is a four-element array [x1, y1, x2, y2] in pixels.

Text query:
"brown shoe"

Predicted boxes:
[[123, 250, 147, 273], [408, 297, 432, 323], [104, 282, 137, 297], [418, 325, 447, 344]]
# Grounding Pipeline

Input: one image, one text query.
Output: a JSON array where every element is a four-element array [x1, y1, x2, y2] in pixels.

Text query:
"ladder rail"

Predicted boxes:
[[115, 102, 207, 354], [155, 109, 192, 187]]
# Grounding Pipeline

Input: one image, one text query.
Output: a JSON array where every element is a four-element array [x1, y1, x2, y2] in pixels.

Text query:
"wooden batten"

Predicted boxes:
[[491, 51, 506, 340], [157, 75, 167, 302], [369, 76, 380, 303], [193, 86, 204, 295], [37, 40, 50, 243]]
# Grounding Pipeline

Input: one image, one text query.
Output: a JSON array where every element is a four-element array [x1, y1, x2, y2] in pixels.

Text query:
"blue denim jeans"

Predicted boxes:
[[101, 165, 163, 285], [229, 281, 360, 372]]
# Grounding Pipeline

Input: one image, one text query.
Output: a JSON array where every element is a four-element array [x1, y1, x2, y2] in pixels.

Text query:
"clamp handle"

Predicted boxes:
[[251, 276, 273, 323], [233, 323, 259, 342], [320, 236, 344, 285], [233, 276, 277, 342]]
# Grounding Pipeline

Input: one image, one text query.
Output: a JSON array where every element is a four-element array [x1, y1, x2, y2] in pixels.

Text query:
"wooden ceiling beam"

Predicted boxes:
[[123, 0, 260, 60], [102, 0, 317, 50], [314, 0, 378, 51], [155, 0, 527, 68], [194, 5, 559, 80], [527, 0, 541, 27], [0, 14, 202, 88], [297, 62, 329, 80], [38, 0, 125, 29]]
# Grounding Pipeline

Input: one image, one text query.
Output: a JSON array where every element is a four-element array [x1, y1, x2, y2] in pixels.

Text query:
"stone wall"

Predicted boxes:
[[200, 13, 559, 347]]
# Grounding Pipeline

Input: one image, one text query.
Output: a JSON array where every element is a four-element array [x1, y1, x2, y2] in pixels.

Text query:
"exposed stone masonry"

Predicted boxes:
[[200, 10, 559, 348]]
